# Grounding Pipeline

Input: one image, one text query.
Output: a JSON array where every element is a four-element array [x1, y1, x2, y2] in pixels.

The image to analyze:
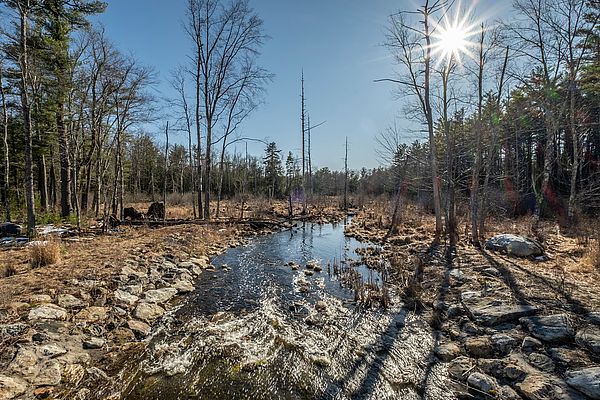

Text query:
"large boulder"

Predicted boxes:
[[566, 367, 600, 399], [517, 374, 586, 400], [134, 302, 165, 323], [520, 314, 574, 343], [486, 234, 544, 257], [461, 291, 538, 326], [143, 288, 178, 304]]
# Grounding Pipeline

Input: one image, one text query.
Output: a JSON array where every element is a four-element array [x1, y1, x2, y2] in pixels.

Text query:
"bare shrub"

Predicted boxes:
[[29, 239, 61, 268]]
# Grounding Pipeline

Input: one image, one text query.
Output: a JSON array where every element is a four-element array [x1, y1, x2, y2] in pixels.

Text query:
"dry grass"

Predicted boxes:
[[1, 264, 16, 278], [29, 239, 61, 269]]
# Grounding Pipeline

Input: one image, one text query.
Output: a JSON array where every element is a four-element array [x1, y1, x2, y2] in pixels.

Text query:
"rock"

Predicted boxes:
[[35, 360, 61, 386], [143, 288, 178, 304], [110, 327, 136, 344], [28, 304, 68, 321], [520, 314, 574, 343], [448, 356, 474, 380], [62, 364, 85, 386], [304, 269, 314, 276], [491, 333, 517, 356], [575, 325, 600, 355], [461, 291, 538, 326], [171, 279, 194, 294], [122, 285, 143, 296], [447, 304, 464, 318], [467, 372, 498, 394], [113, 289, 139, 306], [127, 320, 151, 337], [8, 348, 39, 379], [0, 375, 27, 399], [435, 343, 461, 362], [504, 363, 526, 381], [210, 311, 233, 323], [57, 294, 85, 309], [499, 385, 521, 400], [146, 202, 165, 220], [566, 367, 600, 399], [29, 294, 53, 304], [486, 234, 544, 257], [82, 337, 105, 349], [478, 358, 507, 378], [39, 344, 67, 358], [33, 387, 55, 399], [550, 347, 590, 368], [517, 374, 586, 400], [465, 336, 494, 358], [528, 352, 555, 372], [522, 336, 543, 352], [134, 302, 165, 323], [74, 307, 108, 323], [588, 312, 600, 326], [0, 222, 22, 236], [0, 323, 28, 338], [315, 301, 327, 312]]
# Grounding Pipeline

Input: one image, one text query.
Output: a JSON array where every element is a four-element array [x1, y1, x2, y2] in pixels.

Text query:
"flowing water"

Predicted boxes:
[[115, 219, 453, 400]]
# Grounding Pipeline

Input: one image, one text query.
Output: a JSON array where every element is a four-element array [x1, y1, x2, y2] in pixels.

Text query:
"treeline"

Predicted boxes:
[[380, 0, 600, 245]]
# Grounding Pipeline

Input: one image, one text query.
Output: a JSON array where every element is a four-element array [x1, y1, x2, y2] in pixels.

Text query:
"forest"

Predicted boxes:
[[1, 0, 600, 399]]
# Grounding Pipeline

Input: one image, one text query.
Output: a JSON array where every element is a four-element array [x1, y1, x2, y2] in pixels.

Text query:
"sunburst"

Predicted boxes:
[[430, 3, 480, 67]]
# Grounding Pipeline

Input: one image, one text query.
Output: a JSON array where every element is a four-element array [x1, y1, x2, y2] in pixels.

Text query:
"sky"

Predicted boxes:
[[94, 0, 510, 171]]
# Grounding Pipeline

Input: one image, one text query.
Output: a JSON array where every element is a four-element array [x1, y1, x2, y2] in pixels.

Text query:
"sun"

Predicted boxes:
[[430, 6, 479, 66]]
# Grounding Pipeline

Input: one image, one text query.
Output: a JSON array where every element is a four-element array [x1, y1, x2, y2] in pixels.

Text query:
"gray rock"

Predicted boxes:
[[566, 367, 600, 399], [522, 336, 543, 352], [435, 343, 461, 362], [82, 337, 105, 349], [113, 289, 139, 306], [57, 294, 85, 309], [143, 288, 178, 304], [134, 302, 165, 322], [520, 314, 574, 343], [8, 348, 39, 379], [478, 358, 507, 378], [499, 385, 521, 400], [517, 374, 586, 400], [588, 312, 600, 326], [461, 291, 538, 326], [491, 333, 517, 356], [28, 304, 68, 321], [467, 372, 498, 394], [39, 344, 67, 358], [0, 323, 28, 338], [575, 325, 600, 355], [448, 356, 474, 380], [504, 363, 526, 381], [0, 375, 27, 399], [122, 285, 143, 296], [486, 234, 544, 257], [528, 352, 555, 372]]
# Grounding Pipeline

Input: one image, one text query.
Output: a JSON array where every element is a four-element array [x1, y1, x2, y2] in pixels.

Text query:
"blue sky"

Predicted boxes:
[[95, 0, 509, 170]]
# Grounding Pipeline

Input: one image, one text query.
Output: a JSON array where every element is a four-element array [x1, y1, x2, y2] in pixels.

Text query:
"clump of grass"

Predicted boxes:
[[585, 238, 600, 270], [29, 238, 61, 268]]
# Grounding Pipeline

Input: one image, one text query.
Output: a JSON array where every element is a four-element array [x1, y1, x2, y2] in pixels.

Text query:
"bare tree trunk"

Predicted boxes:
[[18, 6, 36, 236], [470, 25, 485, 244], [442, 61, 457, 246], [568, 73, 578, 219], [343, 136, 348, 210], [0, 62, 10, 221], [423, 8, 442, 242], [57, 110, 71, 218], [301, 71, 306, 214], [164, 121, 169, 223]]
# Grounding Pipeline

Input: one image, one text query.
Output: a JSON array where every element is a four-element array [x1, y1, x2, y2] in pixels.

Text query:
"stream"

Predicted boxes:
[[113, 219, 452, 400]]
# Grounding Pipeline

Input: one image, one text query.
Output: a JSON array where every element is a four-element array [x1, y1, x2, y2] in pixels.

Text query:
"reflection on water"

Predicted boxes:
[[114, 219, 453, 400]]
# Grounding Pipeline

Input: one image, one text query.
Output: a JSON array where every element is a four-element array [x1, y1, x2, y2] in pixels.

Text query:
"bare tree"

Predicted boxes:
[[0, 60, 10, 221], [185, 0, 268, 220], [382, 0, 445, 243]]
